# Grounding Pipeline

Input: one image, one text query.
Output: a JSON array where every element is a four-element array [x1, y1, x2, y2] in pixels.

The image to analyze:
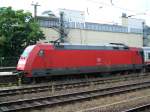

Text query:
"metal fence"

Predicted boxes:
[[0, 57, 19, 67]]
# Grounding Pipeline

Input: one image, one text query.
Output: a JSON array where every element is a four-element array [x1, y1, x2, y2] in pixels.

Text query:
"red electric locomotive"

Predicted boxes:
[[17, 43, 144, 80]]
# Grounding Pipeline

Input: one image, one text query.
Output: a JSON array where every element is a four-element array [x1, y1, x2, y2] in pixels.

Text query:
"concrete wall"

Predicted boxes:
[[40, 27, 143, 47]]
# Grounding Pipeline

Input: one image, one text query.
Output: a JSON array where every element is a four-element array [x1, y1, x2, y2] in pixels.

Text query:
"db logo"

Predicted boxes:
[[97, 58, 101, 62]]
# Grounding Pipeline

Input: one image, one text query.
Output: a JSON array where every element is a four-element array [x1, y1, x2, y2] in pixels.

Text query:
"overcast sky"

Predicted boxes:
[[1, 0, 150, 25]]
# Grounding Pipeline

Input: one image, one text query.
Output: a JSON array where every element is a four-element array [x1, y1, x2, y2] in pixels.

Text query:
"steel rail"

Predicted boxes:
[[123, 103, 150, 112], [1, 80, 150, 112], [0, 74, 148, 97]]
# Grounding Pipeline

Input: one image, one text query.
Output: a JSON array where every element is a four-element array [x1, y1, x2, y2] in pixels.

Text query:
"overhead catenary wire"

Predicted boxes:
[[86, 0, 148, 15]]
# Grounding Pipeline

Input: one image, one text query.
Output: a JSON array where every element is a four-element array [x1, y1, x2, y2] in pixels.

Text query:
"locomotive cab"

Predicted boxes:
[[17, 43, 54, 78], [17, 45, 35, 71]]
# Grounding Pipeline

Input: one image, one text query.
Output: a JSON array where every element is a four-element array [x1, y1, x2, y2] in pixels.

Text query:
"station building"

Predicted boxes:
[[37, 9, 146, 47]]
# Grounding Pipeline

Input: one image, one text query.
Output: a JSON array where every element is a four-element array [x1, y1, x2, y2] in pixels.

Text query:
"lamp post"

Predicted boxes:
[[31, 2, 40, 20]]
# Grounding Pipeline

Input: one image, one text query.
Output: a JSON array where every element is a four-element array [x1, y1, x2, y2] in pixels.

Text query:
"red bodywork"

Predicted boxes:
[[17, 43, 143, 77]]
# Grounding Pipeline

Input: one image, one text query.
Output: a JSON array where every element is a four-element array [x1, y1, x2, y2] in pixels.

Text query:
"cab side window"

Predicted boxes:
[[38, 50, 44, 57]]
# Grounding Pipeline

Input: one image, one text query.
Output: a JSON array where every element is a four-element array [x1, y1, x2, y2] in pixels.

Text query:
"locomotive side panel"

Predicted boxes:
[[48, 49, 143, 75]]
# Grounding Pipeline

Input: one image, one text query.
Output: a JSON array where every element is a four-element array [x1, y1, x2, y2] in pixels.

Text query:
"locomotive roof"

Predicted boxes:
[[54, 44, 129, 50]]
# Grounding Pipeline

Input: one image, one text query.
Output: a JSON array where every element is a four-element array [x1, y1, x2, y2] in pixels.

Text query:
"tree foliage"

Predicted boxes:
[[0, 7, 45, 57]]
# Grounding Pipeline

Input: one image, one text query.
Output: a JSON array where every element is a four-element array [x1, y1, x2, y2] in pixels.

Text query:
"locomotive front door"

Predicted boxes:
[[38, 49, 47, 68]]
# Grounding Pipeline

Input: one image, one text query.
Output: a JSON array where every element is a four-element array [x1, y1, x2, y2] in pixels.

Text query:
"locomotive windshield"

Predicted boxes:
[[21, 45, 35, 57]]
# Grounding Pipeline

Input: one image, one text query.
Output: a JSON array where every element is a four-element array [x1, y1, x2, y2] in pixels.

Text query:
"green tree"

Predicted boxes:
[[0, 7, 45, 57]]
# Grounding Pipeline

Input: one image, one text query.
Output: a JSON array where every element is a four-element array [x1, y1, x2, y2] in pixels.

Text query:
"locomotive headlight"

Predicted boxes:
[[17, 58, 27, 70]]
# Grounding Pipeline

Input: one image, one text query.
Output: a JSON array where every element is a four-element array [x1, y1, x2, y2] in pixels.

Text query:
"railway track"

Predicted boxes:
[[79, 95, 150, 112], [1, 80, 150, 112], [0, 73, 149, 97], [123, 103, 150, 112]]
